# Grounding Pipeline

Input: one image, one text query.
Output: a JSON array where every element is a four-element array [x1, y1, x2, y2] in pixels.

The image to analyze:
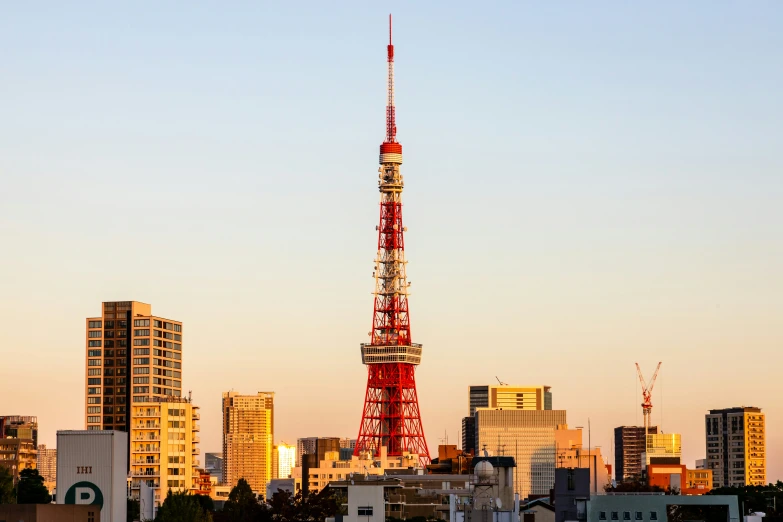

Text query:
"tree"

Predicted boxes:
[[154, 490, 212, 522], [127, 498, 140, 522], [707, 483, 783, 515], [218, 479, 269, 522], [16, 468, 51, 504], [0, 466, 14, 504], [267, 488, 344, 522]]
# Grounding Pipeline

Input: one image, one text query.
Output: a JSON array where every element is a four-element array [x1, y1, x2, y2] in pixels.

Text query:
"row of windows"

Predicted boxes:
[[154, 350, 182, 360], [134, 377, 150, 384], [599, 511, 658, 521], [134, 367, 150, 375], [88, 369, 101, 376], [88, 406, 100, 414], [88, 340, 102, 347], [88, 321, 102, 329], [88, 331, 102, 338], [134, 348, 150, 355], [135, 329, 150, 336], [88, 360, 101, 366], [134, 386, 149, 393], [104, 340, 127, 348], [134, 358, 150, 365], [88, 378, 101, 385], [157, 331, 181, 341], [88, 350, 101, 357], [87, 416, 100, 423], [134, 319, 150, 327], [134, 339, 150, 346], [88, 397, 100, 404], [156, 359, 182, 369]]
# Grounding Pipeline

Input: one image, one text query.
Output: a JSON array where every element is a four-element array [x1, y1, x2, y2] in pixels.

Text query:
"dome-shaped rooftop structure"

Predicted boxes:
[[474, 460, 494, 481]]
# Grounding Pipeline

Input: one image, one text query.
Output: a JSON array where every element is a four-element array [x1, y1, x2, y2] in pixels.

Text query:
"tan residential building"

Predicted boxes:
[[222, 392, 274, 494], [706, 407, 765, 487], [37, 444, 57, 490], [85, 301, 183, 432], [129, 397, 201, 506]]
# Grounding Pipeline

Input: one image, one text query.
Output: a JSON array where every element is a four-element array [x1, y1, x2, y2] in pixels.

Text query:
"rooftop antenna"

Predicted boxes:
[[495, 376, 508, 386]]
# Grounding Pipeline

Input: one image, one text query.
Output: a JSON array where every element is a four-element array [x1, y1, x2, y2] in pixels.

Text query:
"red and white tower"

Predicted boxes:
[[354, 15, 430, 467]]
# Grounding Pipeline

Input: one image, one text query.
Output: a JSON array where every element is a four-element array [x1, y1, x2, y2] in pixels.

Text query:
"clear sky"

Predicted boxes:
[[1, 2, 781, 481]]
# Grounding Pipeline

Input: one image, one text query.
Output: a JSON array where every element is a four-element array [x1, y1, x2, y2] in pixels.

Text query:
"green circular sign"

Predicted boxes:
[[64, 481, 104, 509]]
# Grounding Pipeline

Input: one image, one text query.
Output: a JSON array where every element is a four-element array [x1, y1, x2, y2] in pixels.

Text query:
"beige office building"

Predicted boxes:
[[222, 392, 274, 494], [475, 408, 566, 499], [129, 398, 201, 506], [555, 425, 610, 493], [85, 301, 183, 432], [706, 407, 765, 487]]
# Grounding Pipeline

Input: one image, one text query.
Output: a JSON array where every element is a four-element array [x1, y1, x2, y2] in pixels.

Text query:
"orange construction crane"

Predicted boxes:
[[635, 362, 662, 438]]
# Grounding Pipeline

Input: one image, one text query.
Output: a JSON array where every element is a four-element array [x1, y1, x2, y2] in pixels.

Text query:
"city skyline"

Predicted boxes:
[[1, 1, 781, 484]]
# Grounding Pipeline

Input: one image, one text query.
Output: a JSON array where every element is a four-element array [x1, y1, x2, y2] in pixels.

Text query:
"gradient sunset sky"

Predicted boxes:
[[1, 2, 781, 480]]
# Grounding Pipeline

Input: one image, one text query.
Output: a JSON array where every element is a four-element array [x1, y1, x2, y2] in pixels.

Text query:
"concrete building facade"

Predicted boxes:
[[475, 408, 566, 499], [276, 442, 296, 479], [222, 391, 274, 493], [705, 406, 765, 487], [84, 301, 183, 433], [129, 397, 201, 505], [469, 385, 552, 415]]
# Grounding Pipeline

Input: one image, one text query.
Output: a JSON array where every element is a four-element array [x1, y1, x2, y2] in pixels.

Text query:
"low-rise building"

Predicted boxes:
[[579, 494, 739, 522], [555, 425, 610, 494], [293, 446, 419, 495], [645, 464, 712, 495]]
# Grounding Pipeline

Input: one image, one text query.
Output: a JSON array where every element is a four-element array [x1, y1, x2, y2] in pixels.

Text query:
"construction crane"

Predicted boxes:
[[635, 362, 662, 438]]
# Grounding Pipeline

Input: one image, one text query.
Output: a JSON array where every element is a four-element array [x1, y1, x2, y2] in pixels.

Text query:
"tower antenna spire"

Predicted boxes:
[[386, 13, 396, 143]]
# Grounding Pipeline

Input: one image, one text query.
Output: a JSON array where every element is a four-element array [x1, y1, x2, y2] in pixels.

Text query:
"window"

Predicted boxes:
[[88, 397, 100, 404], [88, 340, 102, 347], [88, 406, 100, 414], [599, 513, 607, 521], [87, 416, 100, 424], [88, 331, 102, 338], [88, 369, 102, 376], [88, 511, 95, 522], [88, 350, 101, 357], [133, 358, 150, 365], [154, 320, 162, 328], [134, 319, 150, 327], [134, 329, 150, 336], [134, 339, 150, 346], [88, 378, 101, 385], [88, 359, 102, 366], [105, 321, 114, 328], [623, 512, 630, 521], [567, 469, 575, 490], [88, 321, 102, 329], [104, 340, 114, 348], [611, 513, 619, 521], [134, 348, 150, 355], [649, 513, 657, 521], [134, 367, 150, 375], [635, 512, 643, 521], [134, 377, 150, 384], [358, 507, 373, 516]]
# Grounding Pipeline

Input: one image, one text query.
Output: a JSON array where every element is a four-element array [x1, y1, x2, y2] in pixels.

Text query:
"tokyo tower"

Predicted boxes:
[[354, 15, 430, 467]]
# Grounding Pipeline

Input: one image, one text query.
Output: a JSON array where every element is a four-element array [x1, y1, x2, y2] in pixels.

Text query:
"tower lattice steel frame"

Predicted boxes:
[[354, 15, 430, 467]]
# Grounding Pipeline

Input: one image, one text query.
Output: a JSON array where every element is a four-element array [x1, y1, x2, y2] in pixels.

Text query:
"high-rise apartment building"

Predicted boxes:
[[705, 407, 765, 488], [129, 398, 201, 506], [222, 392, 274, 493], [36, 444, 57, 488], [614, 425, 658, 483], [0, 416, 38, 484], [276, 443, 296, 479], [475, 408, 566, 498], [85, 301, 183, 432]]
